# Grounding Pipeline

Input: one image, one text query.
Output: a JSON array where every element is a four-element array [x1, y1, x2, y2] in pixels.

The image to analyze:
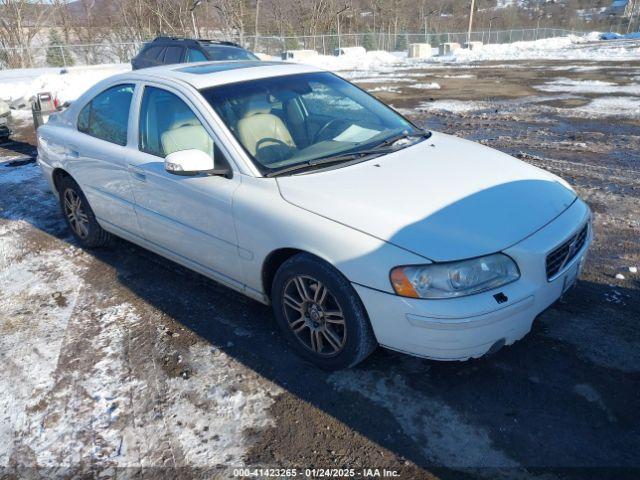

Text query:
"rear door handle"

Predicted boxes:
[[128, 164, 146, 182]]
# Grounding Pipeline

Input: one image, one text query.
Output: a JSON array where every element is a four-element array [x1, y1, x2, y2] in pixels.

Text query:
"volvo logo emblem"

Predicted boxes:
[[562, 236, 579, 270]]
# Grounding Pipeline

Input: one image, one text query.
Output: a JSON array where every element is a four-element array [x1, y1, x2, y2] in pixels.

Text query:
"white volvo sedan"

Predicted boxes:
[[36, 61, 592, 369]]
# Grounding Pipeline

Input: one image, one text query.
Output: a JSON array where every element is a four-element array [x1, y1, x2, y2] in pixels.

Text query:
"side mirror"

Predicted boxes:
[[164, 149, 230, 177]]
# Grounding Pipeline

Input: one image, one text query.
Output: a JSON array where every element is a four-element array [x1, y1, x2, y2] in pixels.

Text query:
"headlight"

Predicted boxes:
[[390, 253, 520, 299]]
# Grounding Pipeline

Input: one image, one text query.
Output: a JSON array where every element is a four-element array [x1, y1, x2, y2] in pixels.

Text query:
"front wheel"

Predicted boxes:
[[271, 253, 377, 370]]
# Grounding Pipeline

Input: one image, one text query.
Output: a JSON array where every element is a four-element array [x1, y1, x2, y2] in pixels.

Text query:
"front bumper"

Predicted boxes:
[[356, 198, 592, 361]]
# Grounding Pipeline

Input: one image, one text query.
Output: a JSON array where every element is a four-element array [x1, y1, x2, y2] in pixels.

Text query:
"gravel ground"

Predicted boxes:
[[1, 57, 639, 480]]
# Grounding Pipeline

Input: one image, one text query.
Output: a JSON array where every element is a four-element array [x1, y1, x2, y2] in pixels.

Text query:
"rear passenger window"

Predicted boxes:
[[163, 47, 183, 64], [144, 46, 164, 59], [77, 103, 90, 132], [77, 84, 134, 146], [186, 48, 207, 62]]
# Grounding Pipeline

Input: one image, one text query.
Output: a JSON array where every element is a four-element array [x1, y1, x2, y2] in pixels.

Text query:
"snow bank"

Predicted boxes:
[[428, 34, 640, 63], [0, 63, 130, 103], [289, 50, 401, 72]]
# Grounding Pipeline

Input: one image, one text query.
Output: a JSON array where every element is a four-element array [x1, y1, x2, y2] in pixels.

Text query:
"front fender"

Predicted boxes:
[[233, 175, 429, 295]]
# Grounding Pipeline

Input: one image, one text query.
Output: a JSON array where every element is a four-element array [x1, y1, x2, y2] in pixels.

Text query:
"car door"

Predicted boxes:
[[66, 82, 142, 235], [126, 83, 242, 284]]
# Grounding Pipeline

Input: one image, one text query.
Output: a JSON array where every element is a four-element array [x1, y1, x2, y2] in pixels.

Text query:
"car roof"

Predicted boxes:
[[149, 36, 244, 49], [121, 61, 325, 90]]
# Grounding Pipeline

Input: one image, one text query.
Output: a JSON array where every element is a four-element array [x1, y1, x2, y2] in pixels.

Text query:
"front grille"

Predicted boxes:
[[546, 223, 588, 279]]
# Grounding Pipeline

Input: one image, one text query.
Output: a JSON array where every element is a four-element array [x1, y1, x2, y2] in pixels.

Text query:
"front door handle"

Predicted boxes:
[[128, 164, 146, 182]]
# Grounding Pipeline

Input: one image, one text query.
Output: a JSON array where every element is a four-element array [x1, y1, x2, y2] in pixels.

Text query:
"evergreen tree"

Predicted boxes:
[[394, 32, 408, 52], [284, 36, 300, 50], [362, 31, 375, 51], [46, 30, 74, 67]]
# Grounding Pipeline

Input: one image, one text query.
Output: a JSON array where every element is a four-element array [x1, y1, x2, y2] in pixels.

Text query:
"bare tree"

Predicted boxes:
[[0, 0, 49, 67], [213, 0, 247, 44]]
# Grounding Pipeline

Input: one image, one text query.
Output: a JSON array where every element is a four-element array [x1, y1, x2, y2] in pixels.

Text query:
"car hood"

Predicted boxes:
[[276, 132, 577, 261]]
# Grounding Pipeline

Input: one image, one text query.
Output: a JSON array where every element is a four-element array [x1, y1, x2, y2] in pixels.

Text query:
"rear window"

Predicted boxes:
[[163, 46, 183, 64], [143, 46, 164, 59], [202, 45, 258, 61]]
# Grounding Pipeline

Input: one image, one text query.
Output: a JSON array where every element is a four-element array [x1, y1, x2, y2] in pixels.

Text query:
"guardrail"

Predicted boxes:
[[0, 28, 588, 70]]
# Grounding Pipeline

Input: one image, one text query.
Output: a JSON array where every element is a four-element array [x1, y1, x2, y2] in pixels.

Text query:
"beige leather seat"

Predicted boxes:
[[161, 119, 214, 158], [236, 94, 296, 164]]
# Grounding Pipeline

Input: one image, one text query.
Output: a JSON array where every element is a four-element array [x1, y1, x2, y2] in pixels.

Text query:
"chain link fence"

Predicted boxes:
[[247, 28, 584, 56], [1, 28, 586, 70], [0, 41, 143, 70]]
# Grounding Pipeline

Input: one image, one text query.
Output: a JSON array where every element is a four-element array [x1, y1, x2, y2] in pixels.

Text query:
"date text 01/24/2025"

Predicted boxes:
[[232, 468, 401, 477]]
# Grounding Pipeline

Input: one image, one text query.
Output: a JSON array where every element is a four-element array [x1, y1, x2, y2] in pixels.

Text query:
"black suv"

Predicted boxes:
[[131, 37, 259, 70]]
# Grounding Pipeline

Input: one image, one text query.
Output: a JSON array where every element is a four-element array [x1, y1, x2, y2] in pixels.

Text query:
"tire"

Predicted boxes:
[[58, 175, 112, 248], [271, 253, 377, 370]]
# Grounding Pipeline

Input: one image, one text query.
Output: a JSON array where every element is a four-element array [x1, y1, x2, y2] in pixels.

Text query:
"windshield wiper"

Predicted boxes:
[[264, 130, 431, 178], [264, 149, 388, 178], [373, 129, 432, 149]]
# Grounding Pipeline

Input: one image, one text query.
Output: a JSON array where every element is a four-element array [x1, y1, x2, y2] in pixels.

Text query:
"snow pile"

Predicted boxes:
[[291, 50, 401, 72], [432, 34, 640, 63], [534, 78, 640, 95], [349, 75, 412, 84], [367, 86, 401, 94], [0, 63, 130, 103], [570, 97, 640, 118], [408, 82, 441, 90], [440, 74, 476, 79], [416, 99, 490, 113]]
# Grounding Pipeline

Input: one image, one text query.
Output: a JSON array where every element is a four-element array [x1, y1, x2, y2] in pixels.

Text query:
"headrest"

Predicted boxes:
[[243, 94, 272, 118], [167, 118, 201, 131]]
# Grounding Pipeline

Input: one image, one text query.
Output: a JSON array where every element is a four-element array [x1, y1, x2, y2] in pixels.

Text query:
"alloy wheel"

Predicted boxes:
[[282, 274, 347, 357], [63, 188, 89, 239]]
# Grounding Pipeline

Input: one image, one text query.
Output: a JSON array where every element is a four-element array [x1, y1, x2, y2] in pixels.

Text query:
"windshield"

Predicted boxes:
[[200, 72, 421, 174], [203, 45, 259, 61]]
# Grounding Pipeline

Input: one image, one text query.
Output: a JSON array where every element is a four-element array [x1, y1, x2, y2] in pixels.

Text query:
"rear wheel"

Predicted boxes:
[[272, 253, 377, 370], [59, 176, 112, 248]]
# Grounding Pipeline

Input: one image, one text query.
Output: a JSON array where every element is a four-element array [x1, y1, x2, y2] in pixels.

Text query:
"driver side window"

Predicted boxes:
[[139, 86, 214, 159]]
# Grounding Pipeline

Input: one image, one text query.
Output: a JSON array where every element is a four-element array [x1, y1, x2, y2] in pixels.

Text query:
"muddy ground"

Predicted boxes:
[[1, 57, 639, 480]]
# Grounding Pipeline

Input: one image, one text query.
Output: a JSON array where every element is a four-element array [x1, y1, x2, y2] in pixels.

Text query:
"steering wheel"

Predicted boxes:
[[255, 137, 291, 163], [313, 119, 351, 143]]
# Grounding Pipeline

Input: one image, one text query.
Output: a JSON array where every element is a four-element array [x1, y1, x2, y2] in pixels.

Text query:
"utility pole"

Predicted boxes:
[[467, 0, 476, 45], [488, 16, 500, 44], [336, 5, 349, 54], [424, 9, 439, 43], [535, 13, 544, 40], [254, 0, 261, 50]]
